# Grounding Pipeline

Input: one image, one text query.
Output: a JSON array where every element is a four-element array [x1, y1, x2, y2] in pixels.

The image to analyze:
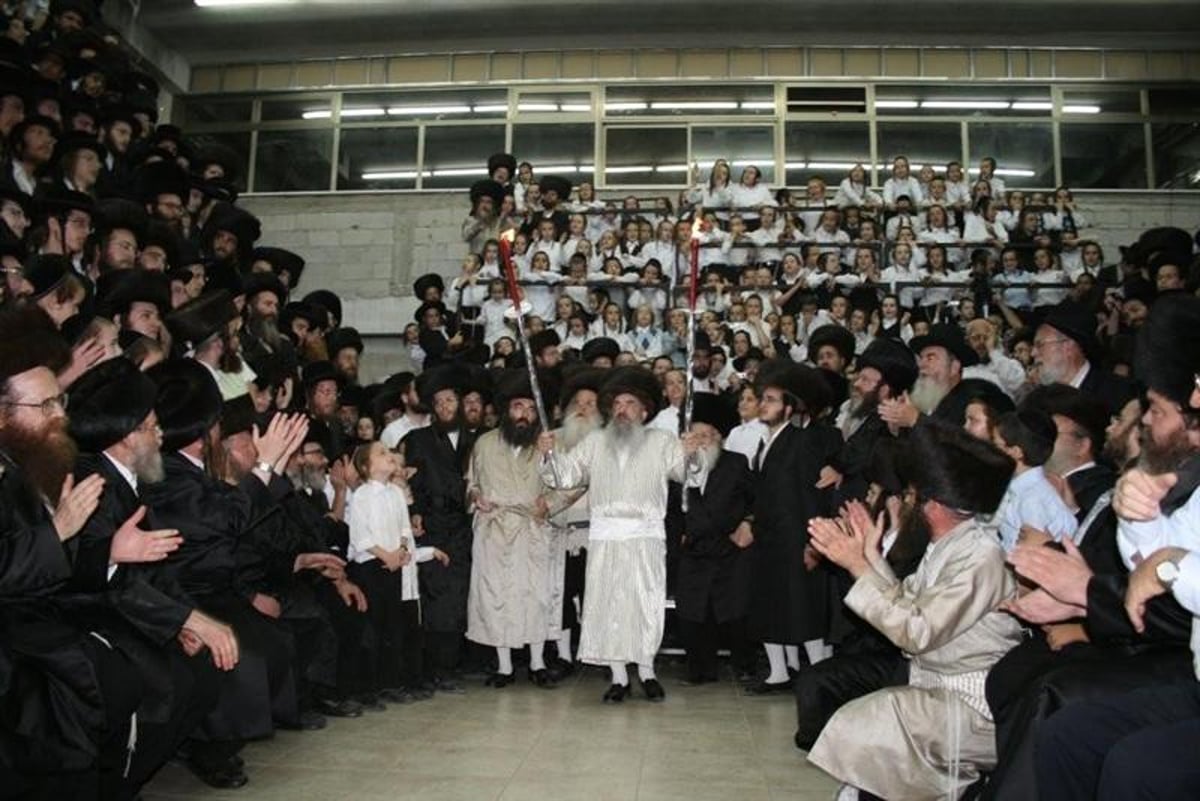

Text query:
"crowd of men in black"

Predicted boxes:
[[2, 1, 1200, 800]]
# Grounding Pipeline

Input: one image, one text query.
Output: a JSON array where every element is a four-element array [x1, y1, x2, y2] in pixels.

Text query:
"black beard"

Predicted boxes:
[[433, 409, 463, 434], [218, 334, 243, 373], [500, 414, 540, 447], [0, 416, 77, 501], [850, 389, 880, 421], [1138, 426, 1198, 475]]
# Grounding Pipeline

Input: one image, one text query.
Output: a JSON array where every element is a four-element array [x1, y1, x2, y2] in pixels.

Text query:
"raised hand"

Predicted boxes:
[[109, 506, 182, 564], [53, 473, 105, 542]]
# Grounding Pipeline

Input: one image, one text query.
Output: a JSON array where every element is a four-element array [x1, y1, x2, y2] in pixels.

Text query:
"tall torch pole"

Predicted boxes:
[[681, 214, 702, 512], [499, 232, 558, 481]]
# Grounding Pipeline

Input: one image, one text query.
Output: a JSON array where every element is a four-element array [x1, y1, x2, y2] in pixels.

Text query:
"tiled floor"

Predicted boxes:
[[142, 661, 840, 801]]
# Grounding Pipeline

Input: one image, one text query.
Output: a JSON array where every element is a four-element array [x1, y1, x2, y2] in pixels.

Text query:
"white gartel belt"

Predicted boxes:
[[590, 516, 665, 542]]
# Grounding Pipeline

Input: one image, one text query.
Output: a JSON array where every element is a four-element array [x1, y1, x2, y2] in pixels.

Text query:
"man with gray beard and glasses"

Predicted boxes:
[[66, 356, 237, 797], [537, 366, 699, 703], [545, 367, 606, 676]]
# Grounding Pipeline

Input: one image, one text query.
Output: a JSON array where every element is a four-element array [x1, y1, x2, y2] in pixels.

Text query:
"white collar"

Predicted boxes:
[[1069, 362, 1091, 389], [103, 451, 137, 492], [179, 450, 205, 470]]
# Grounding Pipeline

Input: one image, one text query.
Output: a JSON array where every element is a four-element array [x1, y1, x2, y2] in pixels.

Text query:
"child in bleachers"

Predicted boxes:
[[348, 441, 449, 704]]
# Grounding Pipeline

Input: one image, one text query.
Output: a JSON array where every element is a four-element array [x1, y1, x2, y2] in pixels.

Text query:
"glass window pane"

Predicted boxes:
[[784, 122, 870, 186], [604, 127, 687, 186], [1062, 90, 1140, 115], [422, 125, 506, 189], [189, 132, 252, 192], [341, 89, 506, 121], [691, 126, 775, 183], [967, 122, 1054, 188], [336, 127, 420, 191], [254, 129, 333, 192], [605, 85, 774, 117], [262, 96, 335, 123], [876, 85, 1051, 117], [1149, 89, 1200, 116], [180, 97, 252, 127], [511, 123, 595, 186], [1151, 123, 1200, 188], [1061, 123, 1147, 188], [876, 122, 962, 180]]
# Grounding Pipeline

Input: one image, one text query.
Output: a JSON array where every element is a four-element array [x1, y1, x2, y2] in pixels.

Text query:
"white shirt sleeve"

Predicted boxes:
[[1172, 551, 1200, 617], [1118, 489, 1200, 569]]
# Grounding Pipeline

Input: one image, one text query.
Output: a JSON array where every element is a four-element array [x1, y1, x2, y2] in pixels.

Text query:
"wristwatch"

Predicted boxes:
[[254, 459, 274, 475], [1156, 559, 1181, 589]]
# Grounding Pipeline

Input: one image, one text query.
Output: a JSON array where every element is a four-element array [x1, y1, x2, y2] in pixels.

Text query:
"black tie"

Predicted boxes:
[[754, 438, 766, 472]]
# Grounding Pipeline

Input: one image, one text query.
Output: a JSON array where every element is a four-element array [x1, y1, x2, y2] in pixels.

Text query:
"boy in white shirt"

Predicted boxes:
[[991, 410, 1078, 552], [349, 442, 449, 703]]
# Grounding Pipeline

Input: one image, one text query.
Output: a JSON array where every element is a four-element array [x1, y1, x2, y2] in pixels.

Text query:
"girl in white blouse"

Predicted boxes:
[[349, 442, 449, 699], [687, 159, 735, 220], [731, 165, 775, 228], [834, 163, 884, 211]]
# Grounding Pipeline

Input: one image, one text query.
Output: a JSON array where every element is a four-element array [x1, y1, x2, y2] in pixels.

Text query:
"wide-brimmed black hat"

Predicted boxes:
[[301, 289, 341, 327], [252, 246, 305, 288], [691, 392, 738, 437], [327, 326, 364, 356], [538, 175, 572, 201], [1020, 384, 1109, 454], [8, 114, 60, 154], [0, 306, 70, 378], [1039, 300, 1101, 365], [219, 393, 258, 440], [461, 363, 494, 405], [808, 324, 856, 367], [148, 358, 223, 451], [133, 159, 190, 204], [190, 175, 238, 206], [857, 337, 918, 395], [416, 362, 468, 407], [528, 329, 560, 357], [598, 365, 662, 420], [68, 357, 157, 453], [97, 197, 148, 243], [97, 103, 142, 137], [559, 365, 605, 409], [195, 142, 243, 184], [52, 130, 106, 165], [281, 301, 326, 333], [23, 254, 75, 300], [96, 268, 171, 319], [487, 152, 517, 179], [469, 179, 505, 207], [413, 273, 445, 301], [202, 202, 261, 253], [301, 360, 341, 392], [1135, 292, 1200, 409], [414, 300, 447, 324], [242, 271, 287, 306], [165, 290, 238, 354], [581, 337, 620, 365], [902, 418, 1015, 515], [36, 184, 94, 223], [909, 323, 979, 368], [1121, 227, 1193, 269], [756, 358, 833, 419], [492, 368, 535, 411]]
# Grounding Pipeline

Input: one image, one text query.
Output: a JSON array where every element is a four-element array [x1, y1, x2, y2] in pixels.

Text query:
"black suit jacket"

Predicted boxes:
[[677, 451, 753, 623], [1078, 365, 1137, 417], [1066, 463, 1115, 524]]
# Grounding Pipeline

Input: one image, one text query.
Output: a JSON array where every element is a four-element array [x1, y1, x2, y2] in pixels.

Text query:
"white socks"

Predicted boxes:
[[804, 639, 831, 665], [496, 646, 513, 676], [529, 644, 546, 672], [764, 643, 789, 683], [610, 661, 629, 686], [785, 645, 801, 672], [557, 629, 572, 663], [637, 663, 657, 682]]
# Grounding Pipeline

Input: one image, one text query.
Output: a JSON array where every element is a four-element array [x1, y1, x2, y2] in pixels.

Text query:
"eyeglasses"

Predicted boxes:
[[1032, 337, 1068, 350], [4, 393, 68, 415], [135, 420, 162, 434]]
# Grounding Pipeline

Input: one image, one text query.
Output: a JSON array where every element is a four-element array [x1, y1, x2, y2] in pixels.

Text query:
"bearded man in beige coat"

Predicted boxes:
[[806, 419, 1025, 801]]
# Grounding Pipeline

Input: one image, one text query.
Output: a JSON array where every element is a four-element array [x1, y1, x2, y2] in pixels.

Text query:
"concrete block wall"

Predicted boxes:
[[239, 188, 1200, 345]]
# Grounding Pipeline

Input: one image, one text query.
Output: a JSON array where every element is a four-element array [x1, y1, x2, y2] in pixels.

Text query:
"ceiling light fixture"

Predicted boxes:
[[387, 105, 471, 115], [650, 101, 739, 110], [1011, 101, 1053, 111], [559, 103, 592, 113], [517, 103, 559, 112], [740, 101, 776, 110], [470, 104, 508, 114], [874, 100, 919, 109], [605, 102, 649, 112], [340, 107, 386, 118], [604, 166, 653, 173], [921, 100, 1011, 110], [1063, 104, 1102, 114], [362, 171, 422, 181], [195, 0, 293, 7], [301, 109, 332, 120]]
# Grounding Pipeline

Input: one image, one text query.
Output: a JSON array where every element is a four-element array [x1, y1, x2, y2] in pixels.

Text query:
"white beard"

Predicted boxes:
[[909, 376, 949, 414], [604, 417, 647, 460], [559, 411, 602, 451], [698, 442, 721, 473]]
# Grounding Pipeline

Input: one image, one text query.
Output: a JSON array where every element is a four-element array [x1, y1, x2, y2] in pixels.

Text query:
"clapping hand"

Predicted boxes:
[[53, 473, 106, 542]]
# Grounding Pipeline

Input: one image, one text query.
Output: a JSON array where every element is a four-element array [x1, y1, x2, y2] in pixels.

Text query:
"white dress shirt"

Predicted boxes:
[[349, 480, 434, 601], [994, 466, 1079, 552]]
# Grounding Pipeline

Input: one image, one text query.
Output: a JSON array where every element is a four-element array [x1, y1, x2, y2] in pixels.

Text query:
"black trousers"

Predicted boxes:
[[561, 548, 586, 632], [348, 560, 419, 690], [91, 635, 144, 801], [277, 584, 340, 709], [677, 612, 755, 681], [792, 649, 907, 751], [1036, 680, 1200, 801], [982, 636, 1190, 801], [311, 578, 371, 698]]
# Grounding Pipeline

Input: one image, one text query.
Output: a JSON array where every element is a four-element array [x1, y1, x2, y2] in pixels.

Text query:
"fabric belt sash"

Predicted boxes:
[[590, 516, 664, 542]]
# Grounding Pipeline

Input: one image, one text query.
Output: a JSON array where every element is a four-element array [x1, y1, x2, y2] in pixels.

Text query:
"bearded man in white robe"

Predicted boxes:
[[537, 366, 697, 703]]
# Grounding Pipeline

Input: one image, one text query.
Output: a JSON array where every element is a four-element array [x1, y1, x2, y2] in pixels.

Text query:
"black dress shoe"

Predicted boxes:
[[484, 672, 515, 688], [549, 658, 576, 680], [313, 697, 364, 718], [379, 688, 416, 704], [528, 668, 559, 689], [186, 759, 249, 789], [602, 683, 630, 703], [642, 678, 666, 702], [354, 692, 387, 712], [433, 677, 466, 694], [743, 678, 794, 695]]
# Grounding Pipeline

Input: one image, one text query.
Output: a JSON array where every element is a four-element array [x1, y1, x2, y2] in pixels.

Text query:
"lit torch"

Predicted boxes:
[[681, 209, 704, 512]]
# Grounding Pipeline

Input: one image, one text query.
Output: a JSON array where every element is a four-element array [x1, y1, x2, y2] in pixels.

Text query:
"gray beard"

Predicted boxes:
[[604, 417, 647, 460], [300, 464, 327, 492], [559, 411, 602, 451], [133, 448, 165, 484], [698, 442, 721, 473], [910, 376, 949, 415], [251, 315, 284, 352]]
